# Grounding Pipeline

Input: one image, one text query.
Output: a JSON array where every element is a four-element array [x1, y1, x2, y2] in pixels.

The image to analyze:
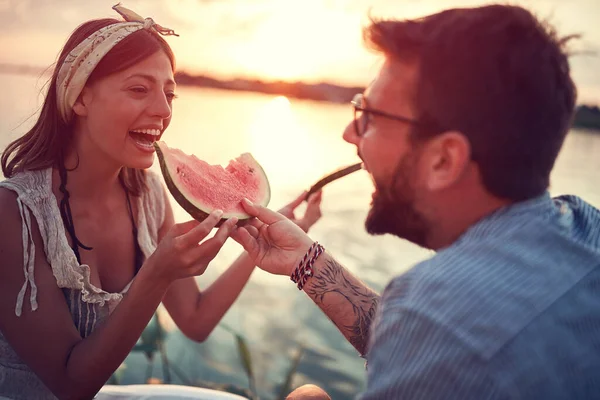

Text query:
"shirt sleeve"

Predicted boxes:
[[358, 305, 502, 400]]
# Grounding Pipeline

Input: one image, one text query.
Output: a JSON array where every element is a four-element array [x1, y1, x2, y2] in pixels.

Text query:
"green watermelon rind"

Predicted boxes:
[[154, 141, 270, 227]]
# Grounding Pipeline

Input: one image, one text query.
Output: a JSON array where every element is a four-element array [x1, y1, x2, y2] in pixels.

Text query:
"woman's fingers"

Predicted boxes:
[[191, 218, 236, 262], [306, 191, 323, 215], [308, 190, 322, 204], [296, 190, 323, 231], [169, 219, 201, 237], [176, 210, 224, 248], [214, 217, 238, 241], [182, 217, 238, 274], [286, 190, 308, 209]]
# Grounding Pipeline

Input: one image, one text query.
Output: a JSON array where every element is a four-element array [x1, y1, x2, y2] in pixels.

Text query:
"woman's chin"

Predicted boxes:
[[125, 155, 154, 170]]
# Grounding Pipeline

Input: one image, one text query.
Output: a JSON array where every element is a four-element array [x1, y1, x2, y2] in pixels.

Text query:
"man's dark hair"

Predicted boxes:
[[364, 4, 578, 201]]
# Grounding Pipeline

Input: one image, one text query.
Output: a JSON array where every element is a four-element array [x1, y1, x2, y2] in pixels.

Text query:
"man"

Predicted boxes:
[[232, 4, 600, 399]]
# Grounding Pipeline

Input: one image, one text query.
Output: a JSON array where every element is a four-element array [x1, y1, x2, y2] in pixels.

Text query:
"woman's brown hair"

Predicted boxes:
[[1, 18, 176, 196]]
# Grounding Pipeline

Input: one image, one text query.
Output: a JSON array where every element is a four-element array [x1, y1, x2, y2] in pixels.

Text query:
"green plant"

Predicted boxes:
[[277, 345, 305, 400]]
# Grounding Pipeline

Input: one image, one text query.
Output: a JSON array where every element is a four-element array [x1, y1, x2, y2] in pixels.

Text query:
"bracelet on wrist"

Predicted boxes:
[[290, 241, 325, 290]]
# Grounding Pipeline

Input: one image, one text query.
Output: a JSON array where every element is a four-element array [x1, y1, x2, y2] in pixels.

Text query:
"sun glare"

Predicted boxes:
[[226, 2, 364, 83], [271, 95, 290, 108], [247, 95, 319, 189]]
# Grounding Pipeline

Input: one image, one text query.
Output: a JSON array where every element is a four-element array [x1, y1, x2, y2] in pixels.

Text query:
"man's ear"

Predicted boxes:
[[420, 131, 471, 191], [72, 87, 92, 117]]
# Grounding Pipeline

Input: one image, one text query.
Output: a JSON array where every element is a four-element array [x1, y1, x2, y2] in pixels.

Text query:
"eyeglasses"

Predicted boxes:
[[351, 93, 436, 137]]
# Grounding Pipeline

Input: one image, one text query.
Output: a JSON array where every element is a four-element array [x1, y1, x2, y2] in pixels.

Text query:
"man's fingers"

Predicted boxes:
[[241, 198, 286, 225], [231, 227, 259, 255], [245, 224, 259, 238], [247, 218, 265, 231]]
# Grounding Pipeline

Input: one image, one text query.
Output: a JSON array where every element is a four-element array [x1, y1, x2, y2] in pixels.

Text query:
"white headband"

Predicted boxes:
[[56, 3, 178, 123]]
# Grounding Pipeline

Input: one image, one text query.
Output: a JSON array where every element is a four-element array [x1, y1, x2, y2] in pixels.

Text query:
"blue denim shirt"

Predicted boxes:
[[360, 193, 600, 399]]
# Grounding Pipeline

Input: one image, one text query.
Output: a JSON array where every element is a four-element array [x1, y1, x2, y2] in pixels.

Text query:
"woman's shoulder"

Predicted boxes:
[[0, 185, 19, 215], [0, 168, 51, 196], [0, 168, 52, 233], [0, 185, 31, 239]]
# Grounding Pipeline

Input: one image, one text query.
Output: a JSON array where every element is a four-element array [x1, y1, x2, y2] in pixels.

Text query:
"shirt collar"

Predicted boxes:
[[456, 191, 556, 244]]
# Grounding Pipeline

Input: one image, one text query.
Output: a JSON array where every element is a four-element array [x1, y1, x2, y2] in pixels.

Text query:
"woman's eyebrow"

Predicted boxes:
[[124, 73, 175, 86]]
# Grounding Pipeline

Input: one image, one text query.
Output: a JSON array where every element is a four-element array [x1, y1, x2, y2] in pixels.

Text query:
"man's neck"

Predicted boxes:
[[427, 195, 512, 250]]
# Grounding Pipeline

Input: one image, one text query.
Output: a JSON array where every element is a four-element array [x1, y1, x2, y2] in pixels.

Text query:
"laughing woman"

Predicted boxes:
[[0, 4, 322, 399]]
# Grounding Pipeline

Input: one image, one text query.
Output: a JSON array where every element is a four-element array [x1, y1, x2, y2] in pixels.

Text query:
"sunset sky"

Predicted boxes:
[[1, 0, 599, 104]]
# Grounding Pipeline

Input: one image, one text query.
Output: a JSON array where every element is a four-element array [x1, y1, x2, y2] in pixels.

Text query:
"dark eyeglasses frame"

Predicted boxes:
[[351, 93, 438, 137]]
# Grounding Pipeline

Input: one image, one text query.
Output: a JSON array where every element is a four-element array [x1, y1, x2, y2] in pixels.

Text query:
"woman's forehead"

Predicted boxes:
[[111, 51, 175, 85]]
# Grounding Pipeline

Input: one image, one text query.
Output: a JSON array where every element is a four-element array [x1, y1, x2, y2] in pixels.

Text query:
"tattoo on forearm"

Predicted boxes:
[[305, 257, 380, 355]]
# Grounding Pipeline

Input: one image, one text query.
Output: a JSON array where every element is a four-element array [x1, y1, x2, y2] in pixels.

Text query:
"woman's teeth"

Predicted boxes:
[[129, 129, 161, 150], [130, 128, 161, 136]]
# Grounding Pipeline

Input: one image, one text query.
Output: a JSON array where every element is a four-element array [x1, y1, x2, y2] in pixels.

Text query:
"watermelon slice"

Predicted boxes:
[[154, 141, 270, 226]]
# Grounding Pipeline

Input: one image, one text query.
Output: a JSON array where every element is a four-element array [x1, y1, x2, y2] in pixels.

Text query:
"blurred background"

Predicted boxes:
[[1, 1, 599, 399]]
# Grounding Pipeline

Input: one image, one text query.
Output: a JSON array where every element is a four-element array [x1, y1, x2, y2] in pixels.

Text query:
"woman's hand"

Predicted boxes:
[[144, 210, 238, 285], [277, 190, 323, 233], [232, 199, 315, 276]]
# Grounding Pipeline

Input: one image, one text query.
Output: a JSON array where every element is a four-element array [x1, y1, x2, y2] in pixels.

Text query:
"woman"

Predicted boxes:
[[0, 4, 322, 399]]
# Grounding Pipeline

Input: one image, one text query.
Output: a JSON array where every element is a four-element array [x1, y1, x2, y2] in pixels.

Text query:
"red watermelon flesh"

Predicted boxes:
[[154, 141, 270, 224]]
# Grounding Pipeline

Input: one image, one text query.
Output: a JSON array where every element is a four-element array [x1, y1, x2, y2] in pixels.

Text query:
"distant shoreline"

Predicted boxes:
[[173, 71, 365, 104], [0, 63, 364, 104], [1, 63, 598, 131]]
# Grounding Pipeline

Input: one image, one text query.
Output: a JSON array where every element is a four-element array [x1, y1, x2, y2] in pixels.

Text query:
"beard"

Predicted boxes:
[[365, 154, 431, 248]]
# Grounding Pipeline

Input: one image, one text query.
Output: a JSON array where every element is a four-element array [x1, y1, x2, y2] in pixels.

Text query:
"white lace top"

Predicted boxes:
[[0, 168, 166, 400]]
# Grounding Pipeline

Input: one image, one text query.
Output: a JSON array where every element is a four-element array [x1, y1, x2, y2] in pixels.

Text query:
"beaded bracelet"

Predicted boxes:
[[291, 241, 325, 290]]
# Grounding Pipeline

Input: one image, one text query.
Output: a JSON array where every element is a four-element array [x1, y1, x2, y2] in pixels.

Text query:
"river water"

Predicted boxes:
[[2, 73, 599, 399]]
